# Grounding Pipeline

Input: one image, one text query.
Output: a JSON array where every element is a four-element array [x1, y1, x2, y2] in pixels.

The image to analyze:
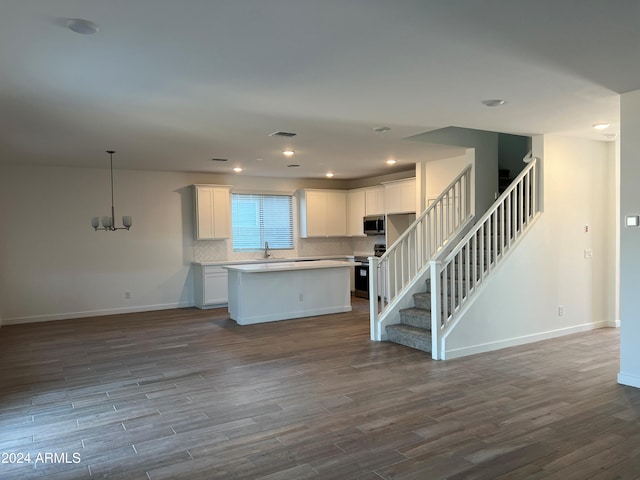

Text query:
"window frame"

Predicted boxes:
[[231, 193, 295, 252]]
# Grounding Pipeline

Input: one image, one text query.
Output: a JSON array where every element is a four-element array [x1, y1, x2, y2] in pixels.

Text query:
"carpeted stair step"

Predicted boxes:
[[399, 307, 431, 330], [386, 324, 432, 353], [413, 292, 430, 309], [414, 290, 459, 308]]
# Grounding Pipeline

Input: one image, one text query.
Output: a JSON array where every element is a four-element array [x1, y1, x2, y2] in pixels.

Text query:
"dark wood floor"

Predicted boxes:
[[0, 298, 638, 479]]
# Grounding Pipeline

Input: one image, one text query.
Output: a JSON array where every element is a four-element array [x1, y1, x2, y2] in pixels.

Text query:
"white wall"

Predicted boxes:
[[0, 164, 366, 324], [443, 135, 616, 358], [409, 126, 499, 217], [424, 152, 473, 203], [0, 165, 196, 323], [619, 90, 640, 388]]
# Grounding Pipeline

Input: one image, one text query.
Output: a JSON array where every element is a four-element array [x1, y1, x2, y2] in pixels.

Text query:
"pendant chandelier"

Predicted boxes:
[[91, 150, 132, 232]]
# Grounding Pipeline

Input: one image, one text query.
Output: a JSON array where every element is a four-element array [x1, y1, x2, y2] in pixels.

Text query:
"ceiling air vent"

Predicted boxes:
[[211, 158, 229, 162], [269, 131, 297, 137]]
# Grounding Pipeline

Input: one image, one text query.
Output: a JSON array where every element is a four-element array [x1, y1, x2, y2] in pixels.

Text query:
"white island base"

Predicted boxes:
[[223, 260, 355, 325]]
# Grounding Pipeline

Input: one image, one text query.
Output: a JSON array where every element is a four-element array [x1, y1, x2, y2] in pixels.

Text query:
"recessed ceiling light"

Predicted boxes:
[[593, 123, 610, 130], [283, 149, 295, 157], [373, 126, 391, 133], [326, 172, 334, 178], [482, 99, 506, 107], [233, 167, 243, 173], [67, 18, 99, 35], [386, 159, 397, 165], [256, 158, 264, 161]]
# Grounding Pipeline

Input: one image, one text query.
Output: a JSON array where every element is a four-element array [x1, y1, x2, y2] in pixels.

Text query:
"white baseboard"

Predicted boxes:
[[443, 321, 609, 360], [3, 302, 193, 325], [607, 319, 621, 328], [618, 372, 640, 389], [235, 306, 351, 325]]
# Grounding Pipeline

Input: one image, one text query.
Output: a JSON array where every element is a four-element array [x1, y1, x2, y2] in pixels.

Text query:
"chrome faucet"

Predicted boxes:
[[264, 241, 270, 259]]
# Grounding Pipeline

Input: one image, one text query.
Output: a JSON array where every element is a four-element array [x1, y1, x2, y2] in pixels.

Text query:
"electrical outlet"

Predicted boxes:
[[125, 291, 131, 299], [584, 249, 593, 259], [558, 306, 564, 317]]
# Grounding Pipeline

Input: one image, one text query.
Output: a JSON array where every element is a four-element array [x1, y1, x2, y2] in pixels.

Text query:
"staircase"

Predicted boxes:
[[372, 157, 540, 359], [386, 289, 432, 352], [385, 238, 482, 353], [369, 165, 473, 343]]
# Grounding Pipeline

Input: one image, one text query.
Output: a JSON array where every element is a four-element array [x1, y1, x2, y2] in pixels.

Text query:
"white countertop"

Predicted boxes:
[[223, 259, 357, 273], [193, 255, 354, 266]]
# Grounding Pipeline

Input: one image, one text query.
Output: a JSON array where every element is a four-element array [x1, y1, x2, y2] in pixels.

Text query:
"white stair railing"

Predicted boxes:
[[429, 158, 539, 359], [370, 165, 473, 340]]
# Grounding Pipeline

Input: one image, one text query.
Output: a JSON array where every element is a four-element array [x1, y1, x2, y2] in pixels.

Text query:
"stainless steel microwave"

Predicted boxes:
[[363, 215, 385, 235]]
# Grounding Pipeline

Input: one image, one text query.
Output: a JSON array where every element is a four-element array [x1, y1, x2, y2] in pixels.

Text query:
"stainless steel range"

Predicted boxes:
[[353, 244, 386, 299]]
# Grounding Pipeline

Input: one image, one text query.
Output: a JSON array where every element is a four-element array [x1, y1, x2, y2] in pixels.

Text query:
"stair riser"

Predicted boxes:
[[413, 294, 429, 310], [386, 328, 432, 353], [415, 292, 449, 308], [400, 310, 431, 330]]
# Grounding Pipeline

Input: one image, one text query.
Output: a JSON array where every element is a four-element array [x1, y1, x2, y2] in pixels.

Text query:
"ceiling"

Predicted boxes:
[[0, 0, 632, 179]]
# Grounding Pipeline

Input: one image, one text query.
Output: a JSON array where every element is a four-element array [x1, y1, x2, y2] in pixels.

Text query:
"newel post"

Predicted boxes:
[[369, 256, 380, 341], [430, 260, 442, 360]]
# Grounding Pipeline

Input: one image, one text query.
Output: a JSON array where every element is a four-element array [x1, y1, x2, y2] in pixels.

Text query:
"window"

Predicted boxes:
[[231, 193, 294, 251]]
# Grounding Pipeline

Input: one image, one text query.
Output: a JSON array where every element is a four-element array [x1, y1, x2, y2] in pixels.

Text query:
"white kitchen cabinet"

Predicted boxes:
[[326, 191, 347, 236], [384, 178, 416, 214], [193, 185, 231, 240], [299, 189, 347, 237], [304, 190, 328, 237], [365, 186, 385, 215], [194, 265, 228, 308], [347, 189, 366, 236]]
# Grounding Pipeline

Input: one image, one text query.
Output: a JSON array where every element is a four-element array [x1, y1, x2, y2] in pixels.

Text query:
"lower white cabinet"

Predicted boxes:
[[194, 265, 228, 308]]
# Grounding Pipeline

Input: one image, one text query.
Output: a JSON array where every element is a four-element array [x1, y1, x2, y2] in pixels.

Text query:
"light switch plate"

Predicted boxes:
[[626, 215, 640, 227]]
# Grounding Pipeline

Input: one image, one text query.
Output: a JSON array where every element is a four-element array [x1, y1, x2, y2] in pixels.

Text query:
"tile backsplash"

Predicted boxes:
[[193, 240, 229, 262], [193, 235, 386, 262]]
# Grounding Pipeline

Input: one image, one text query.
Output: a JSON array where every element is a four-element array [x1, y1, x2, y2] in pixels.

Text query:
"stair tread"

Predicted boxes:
[[400, 307, 430, 317]]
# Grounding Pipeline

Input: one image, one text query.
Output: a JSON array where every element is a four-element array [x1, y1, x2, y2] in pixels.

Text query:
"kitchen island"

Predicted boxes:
[[223, 260, 356, 325]]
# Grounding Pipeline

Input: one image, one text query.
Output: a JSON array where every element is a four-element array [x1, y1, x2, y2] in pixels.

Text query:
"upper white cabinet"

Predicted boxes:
[[384, 178, 416, 214], [347, 189, 366, 236], [365, 186, 385, 215], [193, 185, 231, 240], [299, 189, 347, 237]]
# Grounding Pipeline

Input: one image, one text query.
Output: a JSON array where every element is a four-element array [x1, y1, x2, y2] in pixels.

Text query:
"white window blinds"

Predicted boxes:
[[231, 193, 294, 250]]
